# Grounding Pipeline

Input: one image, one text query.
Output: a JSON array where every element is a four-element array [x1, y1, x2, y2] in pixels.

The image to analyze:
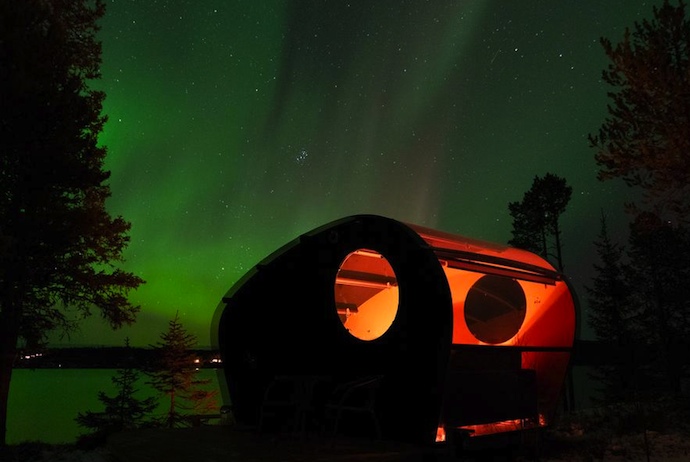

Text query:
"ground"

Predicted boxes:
[[3, 403, 689, 461]]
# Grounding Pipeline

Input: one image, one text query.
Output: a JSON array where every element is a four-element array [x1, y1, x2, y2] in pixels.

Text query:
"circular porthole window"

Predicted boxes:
[[334, 249, 399, 341], [464, 275, 526, 344]]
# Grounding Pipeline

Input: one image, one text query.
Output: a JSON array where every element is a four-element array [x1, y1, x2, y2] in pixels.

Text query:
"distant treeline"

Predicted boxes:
[[18, 341, 689, 369], [15, 347, 222, 369]]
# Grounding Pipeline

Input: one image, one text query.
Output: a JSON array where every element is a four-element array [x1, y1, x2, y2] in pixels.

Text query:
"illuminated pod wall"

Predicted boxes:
[[408, 224, 576, 438], [214, 215, 576, 444]]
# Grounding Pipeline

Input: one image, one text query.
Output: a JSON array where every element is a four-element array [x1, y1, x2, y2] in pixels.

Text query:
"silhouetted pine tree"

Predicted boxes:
[[589, 0, 690, 223], [508, 173, 572, 271], [587, 0, 690, 423], [0, 0, 144, 445], [626, 213, 690, 394], [76, 339, 156, 445], [146, 313, 217, 428], [586, 213, 640, 403], [508, 196, 545, 257]]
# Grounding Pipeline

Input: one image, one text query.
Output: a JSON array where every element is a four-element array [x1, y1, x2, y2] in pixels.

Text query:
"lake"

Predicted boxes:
[[7, 368, 223, 444]]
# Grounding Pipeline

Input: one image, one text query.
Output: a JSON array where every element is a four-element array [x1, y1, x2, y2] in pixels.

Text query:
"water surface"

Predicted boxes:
[[7, 368, 221, 444]]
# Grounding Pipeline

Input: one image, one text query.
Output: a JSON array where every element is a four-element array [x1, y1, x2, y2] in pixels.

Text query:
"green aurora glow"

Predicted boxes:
[[62, 0, 660, 346]]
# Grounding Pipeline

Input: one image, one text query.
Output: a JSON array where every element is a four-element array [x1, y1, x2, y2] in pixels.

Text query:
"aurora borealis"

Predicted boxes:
[[66, 0, 662, 347]]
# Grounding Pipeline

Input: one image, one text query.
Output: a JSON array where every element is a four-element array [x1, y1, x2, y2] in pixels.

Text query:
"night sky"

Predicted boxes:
[[62, 0, 661, 347]]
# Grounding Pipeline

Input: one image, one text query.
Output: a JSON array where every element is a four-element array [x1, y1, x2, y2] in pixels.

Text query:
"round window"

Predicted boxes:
[[334, 249, 399, 341], [464, 275, 526, 344]]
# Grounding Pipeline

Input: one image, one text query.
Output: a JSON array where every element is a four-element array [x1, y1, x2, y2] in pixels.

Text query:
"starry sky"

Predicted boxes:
[[62, 0, 662, 347]]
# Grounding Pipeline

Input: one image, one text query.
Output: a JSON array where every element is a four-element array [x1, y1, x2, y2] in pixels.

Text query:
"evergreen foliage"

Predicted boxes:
[[588, 0, 690, 405], [0, 0, 143, 446], [587, 211, 690, 402], [587, 213, 636, 343], [146, 313, 218, 428], [586, 213, 640, 403], [508, 173, 572, 270], [589, 0, 690, 222], [75, 339, 157, 445], [626, 213, 690, 394]]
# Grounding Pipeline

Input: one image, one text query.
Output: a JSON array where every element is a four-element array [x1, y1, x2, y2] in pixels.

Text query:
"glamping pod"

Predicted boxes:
[[213, 215, 576, 444]]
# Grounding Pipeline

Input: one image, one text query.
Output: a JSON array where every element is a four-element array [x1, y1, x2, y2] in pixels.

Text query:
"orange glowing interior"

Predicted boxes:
[[334, 249, 399, 341], [332, 229, 575, 350]]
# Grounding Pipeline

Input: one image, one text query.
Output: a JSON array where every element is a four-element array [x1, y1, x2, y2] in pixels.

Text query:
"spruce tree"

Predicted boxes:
[[147, 313, 217, 428], [76, 339, 157, 444], [626, 213, 690, 394], [586, 213, 639, 403]]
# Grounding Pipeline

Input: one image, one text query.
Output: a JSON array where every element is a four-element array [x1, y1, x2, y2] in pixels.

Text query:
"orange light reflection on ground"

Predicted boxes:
[[435, 425, 446, 443], [458, 414, 546, 437]]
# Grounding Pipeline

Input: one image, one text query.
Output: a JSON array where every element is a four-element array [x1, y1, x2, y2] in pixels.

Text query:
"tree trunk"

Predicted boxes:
[[540, 225, 548, 261], [554, 222, 564, 272], [0, 305, 21, 447], [169, 391, 175, 428]]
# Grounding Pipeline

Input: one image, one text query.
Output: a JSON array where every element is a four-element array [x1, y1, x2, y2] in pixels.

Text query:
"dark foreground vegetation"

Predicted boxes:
[[536, 397, 690, 461], [1, 398, 689, 462]]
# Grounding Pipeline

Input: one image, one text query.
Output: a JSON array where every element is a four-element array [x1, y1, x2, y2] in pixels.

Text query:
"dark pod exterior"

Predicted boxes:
[[213, 215, 576, 444]]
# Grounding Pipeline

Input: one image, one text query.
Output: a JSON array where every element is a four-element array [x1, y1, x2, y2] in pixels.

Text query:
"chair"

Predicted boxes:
[[258, 375, 327, 436], [323, 375, 383, 439], [258, 376, 301, 434]]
